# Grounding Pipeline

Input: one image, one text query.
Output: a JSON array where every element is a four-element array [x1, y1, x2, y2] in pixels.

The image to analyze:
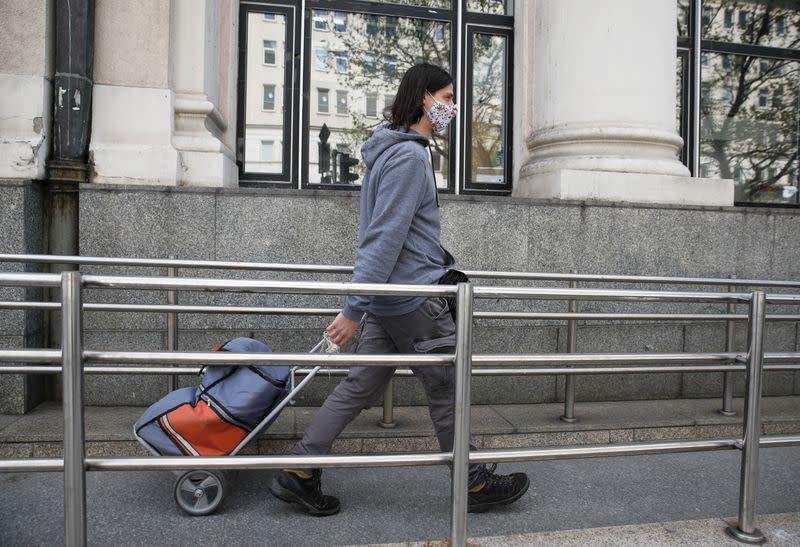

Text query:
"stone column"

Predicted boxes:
[[515, 0, 732, 206], [0, 0, 54, 180], [169, 0, 238, 187], [90, 0, 237, 187]]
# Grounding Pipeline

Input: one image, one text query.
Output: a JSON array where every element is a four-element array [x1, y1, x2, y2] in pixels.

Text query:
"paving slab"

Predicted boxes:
[[366, 512, 800, 547]]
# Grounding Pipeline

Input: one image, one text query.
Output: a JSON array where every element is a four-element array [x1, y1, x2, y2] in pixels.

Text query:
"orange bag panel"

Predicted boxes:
[[160, 400, 248, 456]]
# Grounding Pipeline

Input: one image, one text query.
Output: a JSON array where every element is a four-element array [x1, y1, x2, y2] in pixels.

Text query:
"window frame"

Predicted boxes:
[[263, 39, 277, 65], [678, 0, 800, 208], [239, 0, 514, 194], [262, 84, 276, 111], [462, 24, 513, 194], [237, 2, 299, 187]]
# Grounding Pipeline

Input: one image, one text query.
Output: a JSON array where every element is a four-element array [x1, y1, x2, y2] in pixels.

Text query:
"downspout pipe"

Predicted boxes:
[[45, 1, 94, 396]]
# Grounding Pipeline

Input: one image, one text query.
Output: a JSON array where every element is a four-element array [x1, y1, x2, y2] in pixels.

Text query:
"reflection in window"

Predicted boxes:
[[469, 33, 507, 185], [261, 141, 274, 161], [333, 12, 347, 32], [364, 53, 377, 75], [336, 90, 348, 114], [263, 85, 275, 110], [724, 8, 734, 28], [384, 56, 397, 76], [315, 47, 328, 71], [468, 0, 510, 15], [700, 52, 799, 204], [335, 52, 348, 74], [383, 94, 394, 118], [263, 40, 277, 65], [366, 15, 379, 36], [244, 12, 287, 175], [306, 13, 451, 185], [702, 1, 799, 49], [318, 88, 329, 113], [366, 93, 378, 118], [313, 10, 328, 31], [677, 0, 690, 37]]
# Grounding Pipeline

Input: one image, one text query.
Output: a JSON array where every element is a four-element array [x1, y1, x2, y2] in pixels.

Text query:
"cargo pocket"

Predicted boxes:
[[413, 297, 456, 354]]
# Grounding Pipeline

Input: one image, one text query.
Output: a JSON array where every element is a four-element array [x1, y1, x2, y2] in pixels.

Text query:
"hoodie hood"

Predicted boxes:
[[360, 125, 429, 169]]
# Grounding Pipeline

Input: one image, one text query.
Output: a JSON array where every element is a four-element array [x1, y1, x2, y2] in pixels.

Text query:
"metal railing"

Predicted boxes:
[[3, 253, 800, 425], [1, 268, 800, 545]]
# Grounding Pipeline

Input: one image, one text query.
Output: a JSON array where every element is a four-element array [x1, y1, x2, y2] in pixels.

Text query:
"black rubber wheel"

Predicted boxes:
[[173, 470, 225, 516]]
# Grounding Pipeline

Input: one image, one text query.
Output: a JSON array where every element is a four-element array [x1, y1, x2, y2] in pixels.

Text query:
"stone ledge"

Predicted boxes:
[[1, 397, 798, 458]]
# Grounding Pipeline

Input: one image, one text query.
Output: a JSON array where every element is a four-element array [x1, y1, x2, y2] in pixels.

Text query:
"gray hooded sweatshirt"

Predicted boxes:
[[341, 125, 455, 321]]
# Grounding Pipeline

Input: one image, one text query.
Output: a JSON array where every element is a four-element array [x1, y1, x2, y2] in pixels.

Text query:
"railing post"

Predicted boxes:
[[377, 379, 396, 428], [719, 276, 737, 416], [561, 274, 578, 423], [726, 291, 766, 544], [450, 283, 473, 547], [62, 271, 86, 547], [167, 256, 178, 392]]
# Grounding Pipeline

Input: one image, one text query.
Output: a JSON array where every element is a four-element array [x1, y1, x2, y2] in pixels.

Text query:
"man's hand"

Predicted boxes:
[[326, 313, 359, 347]]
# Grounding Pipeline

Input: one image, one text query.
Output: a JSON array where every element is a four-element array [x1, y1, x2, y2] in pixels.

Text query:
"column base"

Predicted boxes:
[[514, 169, 734, 207]]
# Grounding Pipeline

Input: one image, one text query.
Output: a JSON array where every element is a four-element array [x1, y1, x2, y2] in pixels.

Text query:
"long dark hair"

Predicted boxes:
[[387, 63, 453, 130]]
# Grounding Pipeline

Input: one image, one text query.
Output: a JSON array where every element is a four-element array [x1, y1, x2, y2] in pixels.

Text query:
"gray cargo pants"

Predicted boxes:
[[291, 296, 486, 486]]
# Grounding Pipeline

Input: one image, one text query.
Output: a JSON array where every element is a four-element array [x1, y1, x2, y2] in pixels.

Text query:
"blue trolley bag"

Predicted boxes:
[[134, 337, 290, 456]]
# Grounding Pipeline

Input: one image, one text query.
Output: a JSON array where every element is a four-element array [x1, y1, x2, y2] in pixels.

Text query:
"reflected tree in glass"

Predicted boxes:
[[470, 34, 506, 184], [335, 15, 452, 185]]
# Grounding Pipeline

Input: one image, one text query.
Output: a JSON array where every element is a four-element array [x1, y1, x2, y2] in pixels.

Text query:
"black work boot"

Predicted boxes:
[[269, 469, 341, 516], [468, 468, 530, 513]]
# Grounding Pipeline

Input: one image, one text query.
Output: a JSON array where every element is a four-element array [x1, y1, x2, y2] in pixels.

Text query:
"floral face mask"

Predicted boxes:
[[425, 91, 458, 134]]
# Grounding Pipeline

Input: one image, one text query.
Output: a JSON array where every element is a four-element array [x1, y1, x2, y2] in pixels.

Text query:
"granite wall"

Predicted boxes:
[[1, 180, 798, 409]]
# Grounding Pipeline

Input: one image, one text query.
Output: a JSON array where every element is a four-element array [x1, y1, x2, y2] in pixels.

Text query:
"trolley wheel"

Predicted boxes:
[[174, 470, 225, 516]]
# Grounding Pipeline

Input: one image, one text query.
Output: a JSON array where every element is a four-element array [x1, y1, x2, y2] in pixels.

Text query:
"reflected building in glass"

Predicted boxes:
[[687, 1, 800, 204]]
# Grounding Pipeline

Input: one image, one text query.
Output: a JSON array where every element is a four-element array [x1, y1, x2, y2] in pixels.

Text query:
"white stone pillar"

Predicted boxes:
[[0, 0, 54, 180], [516, 0, 732, 206], [170, 0, 238, 187], [90, 0, 238, 187]]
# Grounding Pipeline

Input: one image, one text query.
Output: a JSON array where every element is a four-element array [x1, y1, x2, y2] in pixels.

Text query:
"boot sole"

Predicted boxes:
[[468, 476, 530, 513], [269, 478, 341, 517]]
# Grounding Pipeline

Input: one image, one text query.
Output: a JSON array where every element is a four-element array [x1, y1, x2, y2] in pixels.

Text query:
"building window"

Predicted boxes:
[[263, 85, 275, 111], [313, 10, 328, 31], [724, 8, 734, 28], [333, 11, 347, 32], [776, 15, 786, 35], [738, 10, 748, 29], [773, 87, 783, 108], [315, 47, 328, 71], [366, 15, 379, 37], [385, 18, 398, 38], [364, 53, 378, 75], [721, 88, 734, 104], [335, 51, 348, 74], [318, 88, 329, 113], [336, 91, 348, 114], [434, 23, 446, 41], [383, 94, 394, 118], [366, 93, 378, 118], [680, 1, 800, 206], [263, 13, 276, 22], [384, 56, 397, 76], [261, 141, 274, 161], [758, 89, 769, 108], [263, 40, 277, 65], [239, 2, 514, 193]]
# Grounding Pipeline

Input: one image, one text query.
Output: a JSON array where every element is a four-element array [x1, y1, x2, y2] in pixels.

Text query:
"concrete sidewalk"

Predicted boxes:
[[1, 396, 799, 458], [369, 513, 800, 546]]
